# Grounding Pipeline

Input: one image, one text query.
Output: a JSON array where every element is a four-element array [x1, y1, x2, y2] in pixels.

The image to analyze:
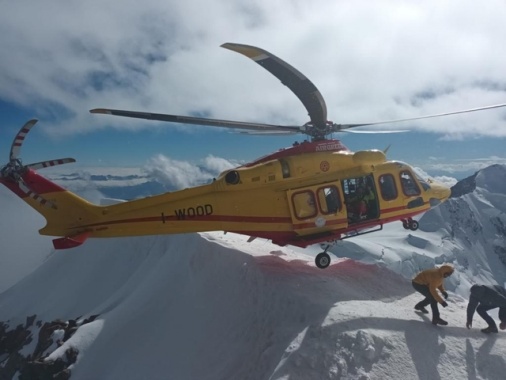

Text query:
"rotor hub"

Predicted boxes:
[[0, 159, 25, 181], [303, 121, 336, 140]]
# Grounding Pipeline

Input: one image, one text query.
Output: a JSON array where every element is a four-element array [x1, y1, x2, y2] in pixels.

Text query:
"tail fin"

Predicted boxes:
[[1, 168, 101, 248], [0, 120, 99, 248]]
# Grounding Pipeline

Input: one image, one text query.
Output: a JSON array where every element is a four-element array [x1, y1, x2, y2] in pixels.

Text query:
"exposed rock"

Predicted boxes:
[[451, 164, 506, 198], [0, 315, 95, 380], [450, 172, 477, 198]]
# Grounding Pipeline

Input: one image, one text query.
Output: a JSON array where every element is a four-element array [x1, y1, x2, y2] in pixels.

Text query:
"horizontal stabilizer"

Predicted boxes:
[[53, 232, 90, 250]]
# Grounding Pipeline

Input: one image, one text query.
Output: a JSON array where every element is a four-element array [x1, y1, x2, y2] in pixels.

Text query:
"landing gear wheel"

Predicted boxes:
[[402, 220, 409, 230], [409, 220, 419, 231], [315, 252, 331, 269]]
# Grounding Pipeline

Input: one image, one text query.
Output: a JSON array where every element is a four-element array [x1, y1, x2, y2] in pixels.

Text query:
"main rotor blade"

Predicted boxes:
[[90, 108, 302, 133], [221, 43, 328, 129], [238, 130, 299, 135], [335, 103, 506, 131], [341, 129, 409, 134], [10, 119, 38, 161], [26, 158, 76, 171]]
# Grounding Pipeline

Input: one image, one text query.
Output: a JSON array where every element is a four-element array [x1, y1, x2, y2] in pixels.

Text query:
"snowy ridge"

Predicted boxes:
[[1, 165, 506, 379]]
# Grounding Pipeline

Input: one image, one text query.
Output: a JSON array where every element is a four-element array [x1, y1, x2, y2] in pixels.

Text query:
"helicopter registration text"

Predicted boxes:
[[174, 204, 214, 220]]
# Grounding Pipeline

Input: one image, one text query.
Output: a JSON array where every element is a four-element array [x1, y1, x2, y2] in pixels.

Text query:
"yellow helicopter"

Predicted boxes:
[[1, 43, 505, 268]]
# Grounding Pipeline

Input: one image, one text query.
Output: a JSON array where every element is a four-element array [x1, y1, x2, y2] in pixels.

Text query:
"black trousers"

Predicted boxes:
[[476, 304, 506, 328], [412, 281, 440, 319], [477, 305, 497, 328]]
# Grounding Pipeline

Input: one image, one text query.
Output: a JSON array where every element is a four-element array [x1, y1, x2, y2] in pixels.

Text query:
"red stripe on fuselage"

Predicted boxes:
[[76, 203, 429, 232], [78, 214, 293, 230]]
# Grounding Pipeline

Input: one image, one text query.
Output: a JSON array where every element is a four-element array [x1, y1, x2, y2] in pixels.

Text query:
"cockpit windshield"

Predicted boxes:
[[400, 162, 431, 191], [414, 173, 430, 191]]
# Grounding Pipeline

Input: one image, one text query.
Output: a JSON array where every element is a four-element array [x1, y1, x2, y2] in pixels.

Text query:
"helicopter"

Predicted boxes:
[[2, 43, 506, 269]]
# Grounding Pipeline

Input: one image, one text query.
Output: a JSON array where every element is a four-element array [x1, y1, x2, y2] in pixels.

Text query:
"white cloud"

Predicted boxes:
[[202, 155, 238, 173], [2, 0, 506, 140], [432, 175, 458, 187], [143, 154, 215, 188], [412, 166, 458, 187], [142, 154, 238, 189], [422, 156, 506, 175]]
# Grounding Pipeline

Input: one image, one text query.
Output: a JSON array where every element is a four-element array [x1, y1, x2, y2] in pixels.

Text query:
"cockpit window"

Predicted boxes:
[[379, 174, 397, 201], [400, 171, 421, 196], [414, 173, 430, 191]]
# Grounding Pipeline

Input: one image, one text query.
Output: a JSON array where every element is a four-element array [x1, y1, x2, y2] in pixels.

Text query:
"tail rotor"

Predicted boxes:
[[1, 119, 76, 209]]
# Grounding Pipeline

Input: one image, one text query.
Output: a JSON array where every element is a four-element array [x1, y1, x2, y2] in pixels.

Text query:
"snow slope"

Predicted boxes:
[[1, 165, 506, 379], [0, 186, 52, 292]]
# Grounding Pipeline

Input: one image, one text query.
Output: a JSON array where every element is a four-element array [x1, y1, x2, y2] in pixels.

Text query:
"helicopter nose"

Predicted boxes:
[[429, 183, 451, 207]]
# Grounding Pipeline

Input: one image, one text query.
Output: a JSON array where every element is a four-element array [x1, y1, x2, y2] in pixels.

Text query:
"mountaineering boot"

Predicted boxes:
[[481, 326, 498, 333], [414, 305, 429, 314], [432, 317, 448, 326]]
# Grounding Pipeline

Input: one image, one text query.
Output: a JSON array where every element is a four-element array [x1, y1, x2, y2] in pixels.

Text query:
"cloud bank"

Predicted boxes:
[[1, 0, 506, 139]]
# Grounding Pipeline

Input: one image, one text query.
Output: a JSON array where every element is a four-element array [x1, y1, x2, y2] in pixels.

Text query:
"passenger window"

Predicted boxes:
[[318, 186, 340, 214], [379, 174, 397, 201], [400, 171, 420, 196], [292, 191, 317, 219]]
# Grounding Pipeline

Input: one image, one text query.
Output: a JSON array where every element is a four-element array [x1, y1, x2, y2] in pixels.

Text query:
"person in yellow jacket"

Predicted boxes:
[[412, 264, 454, 325]]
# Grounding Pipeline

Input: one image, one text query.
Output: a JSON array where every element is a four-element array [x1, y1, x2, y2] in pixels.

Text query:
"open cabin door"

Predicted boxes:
[[287, 183, 348, 236], [341, 174, 380, 224]]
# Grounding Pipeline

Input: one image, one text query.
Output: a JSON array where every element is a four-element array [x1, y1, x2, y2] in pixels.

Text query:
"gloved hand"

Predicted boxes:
[[441, 301, 448, 308], [466, 321, 472, 329], [442, 291, 448, 299]]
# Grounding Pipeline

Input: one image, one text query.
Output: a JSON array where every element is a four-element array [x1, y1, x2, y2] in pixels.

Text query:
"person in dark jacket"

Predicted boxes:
[[412, 264, 454, 326], [466, 284, 506, 333]]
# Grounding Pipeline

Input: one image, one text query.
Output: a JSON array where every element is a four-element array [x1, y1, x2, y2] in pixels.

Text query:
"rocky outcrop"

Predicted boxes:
[[451, 164, 506, 198], [450, 172, 477, 198], [0, 314, 98, 380]]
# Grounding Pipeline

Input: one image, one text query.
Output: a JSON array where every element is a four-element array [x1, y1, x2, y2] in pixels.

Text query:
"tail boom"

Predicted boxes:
[[1, 169, 101, 240]]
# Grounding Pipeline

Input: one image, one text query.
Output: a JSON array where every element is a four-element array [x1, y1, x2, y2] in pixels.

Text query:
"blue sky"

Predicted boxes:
[[2, 0, 506, 181]]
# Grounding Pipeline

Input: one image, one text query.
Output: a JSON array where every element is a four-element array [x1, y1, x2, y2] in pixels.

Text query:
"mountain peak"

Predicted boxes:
[[451, 164, 506, 197]]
